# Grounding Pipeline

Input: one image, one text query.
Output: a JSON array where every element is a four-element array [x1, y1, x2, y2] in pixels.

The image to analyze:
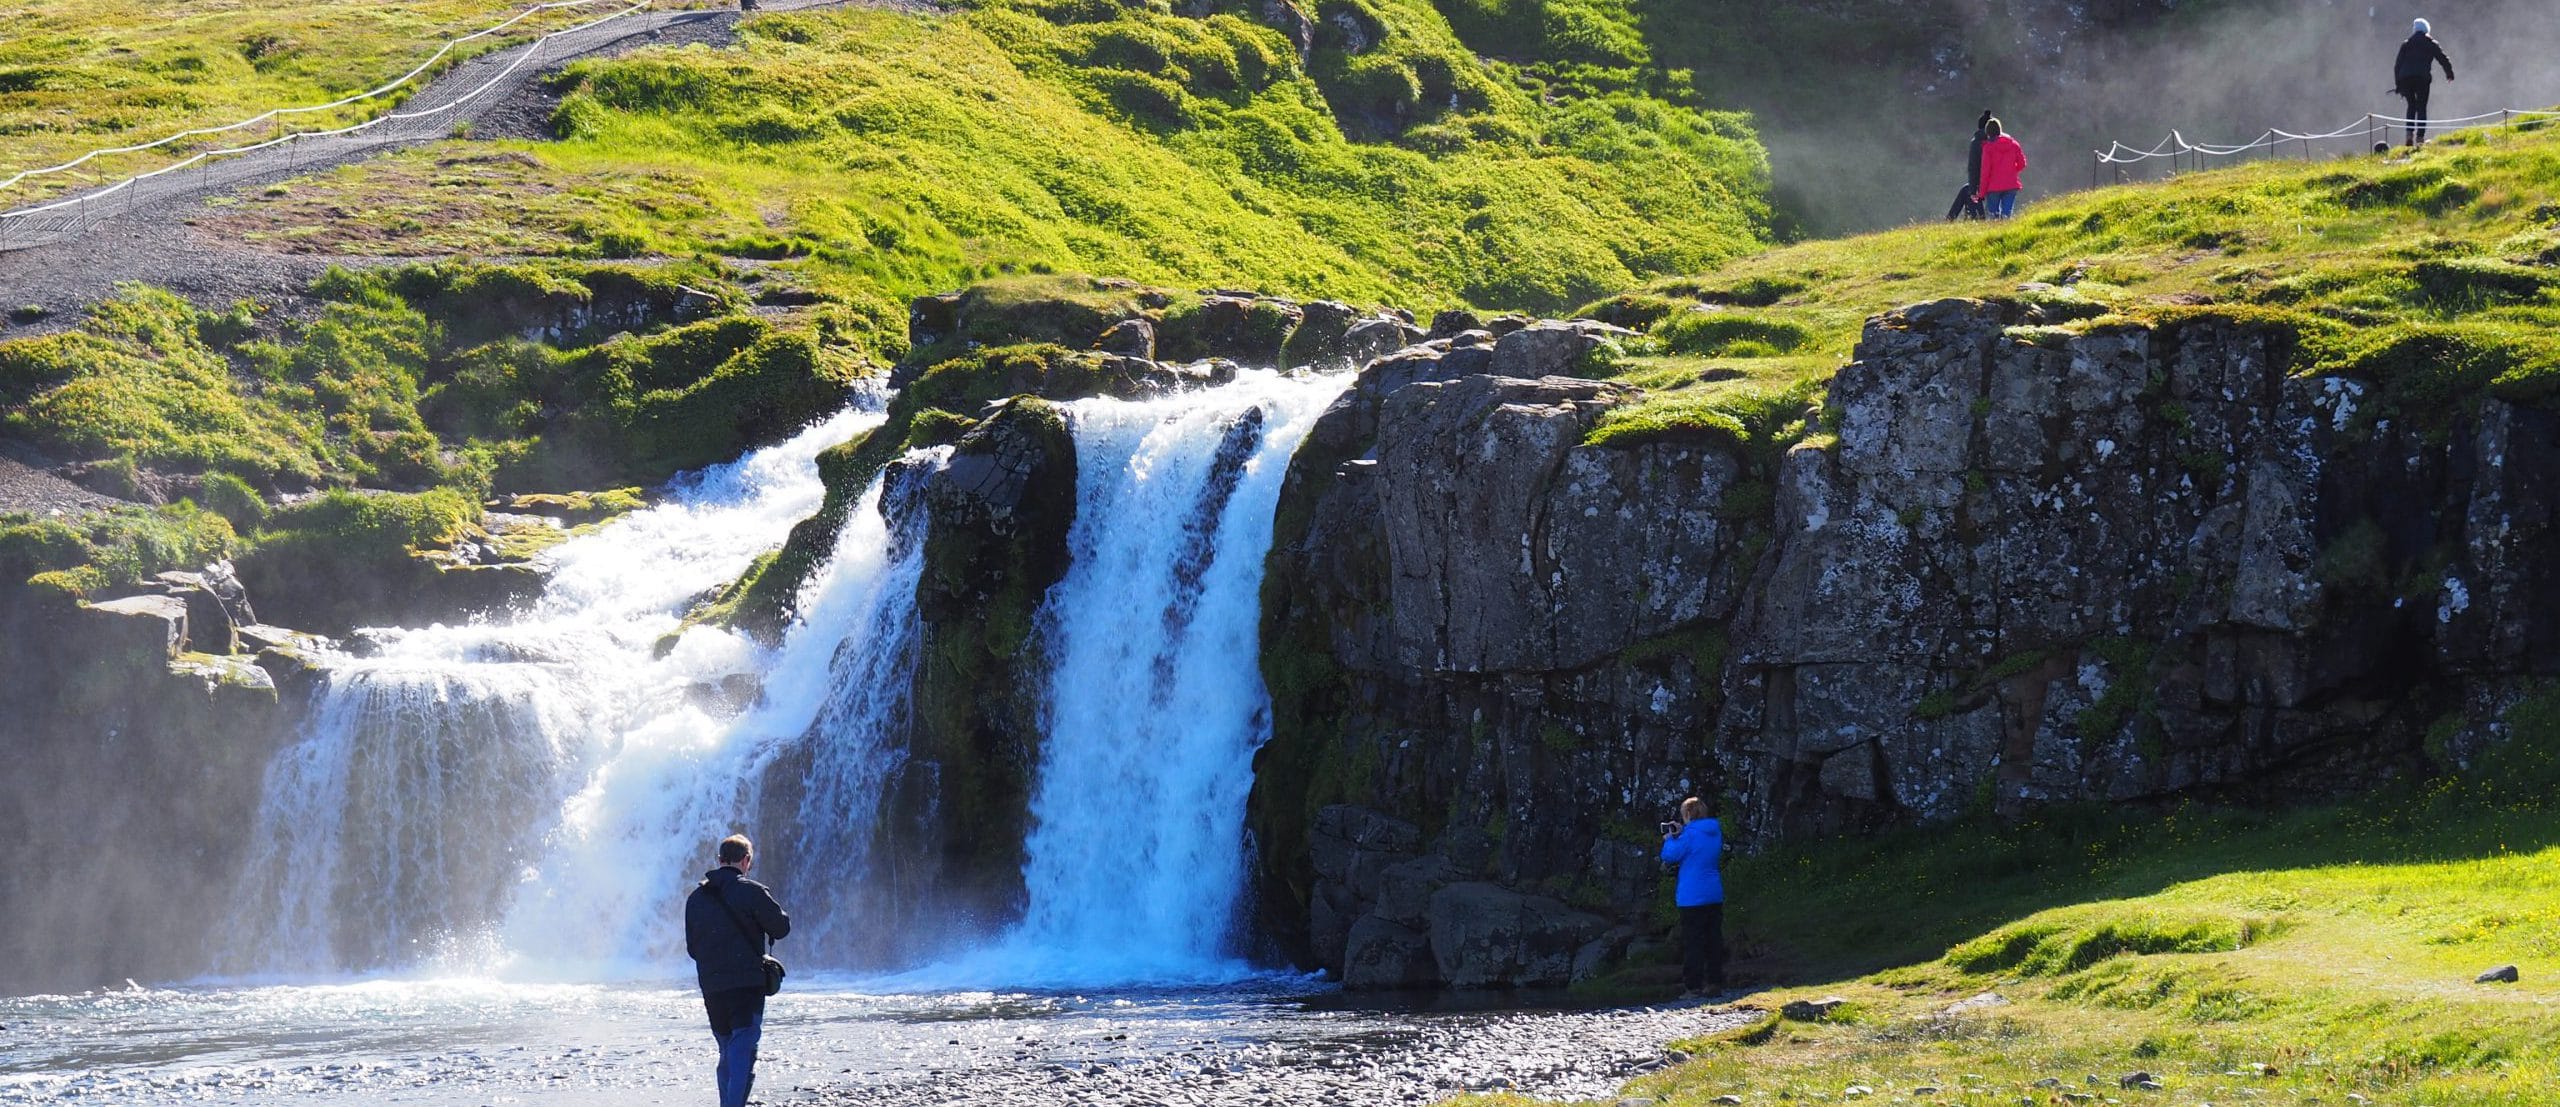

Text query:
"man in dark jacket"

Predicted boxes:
[[1947, 110, 1993, 222], [686, 834, 790, 1107], [2393, 18, 2456, 147]]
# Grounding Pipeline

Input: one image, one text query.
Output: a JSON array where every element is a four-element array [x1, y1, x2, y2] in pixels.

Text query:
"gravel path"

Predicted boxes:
[[0, 455, 128, 516], [0, 0, 925, 338]]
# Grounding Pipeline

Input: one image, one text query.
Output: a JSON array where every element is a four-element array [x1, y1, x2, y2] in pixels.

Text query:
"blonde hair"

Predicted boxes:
[[1680, 797, 1711, 821]]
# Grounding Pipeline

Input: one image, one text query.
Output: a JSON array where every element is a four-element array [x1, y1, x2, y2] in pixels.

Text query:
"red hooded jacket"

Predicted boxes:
[[1980, 134, 2027, 193]]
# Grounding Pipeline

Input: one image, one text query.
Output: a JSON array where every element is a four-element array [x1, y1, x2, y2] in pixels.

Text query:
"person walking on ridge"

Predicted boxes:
[[1946, 109, 1994, 222], [2393, 18, 2456, 147], [1978, 118, 2027, 219], [1659, 796, 1726, 998], [686, 834, 791, 1107]]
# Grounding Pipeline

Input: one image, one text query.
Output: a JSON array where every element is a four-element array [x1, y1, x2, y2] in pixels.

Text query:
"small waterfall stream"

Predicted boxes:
[[939, 370, 1349, 985], [221, 368, 1347, 987]]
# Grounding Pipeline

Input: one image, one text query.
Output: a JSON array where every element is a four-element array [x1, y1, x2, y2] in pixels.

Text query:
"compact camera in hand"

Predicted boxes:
[[1659, 821, 1682, 836]]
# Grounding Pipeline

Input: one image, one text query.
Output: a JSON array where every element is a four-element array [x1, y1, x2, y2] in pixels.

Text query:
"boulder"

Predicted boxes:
[[1325, 4, 1381, 52], [1426, 309, 1483, 340], [1342, 315, 1423, 366], [1258, 0, 1316, 58], [1285, 300, 1360, 369], [81, 595, 188, 661], [1341, 915, 1440, 990], [1426, 882, 1606, 989], [1372, 854, 1455, 927], [1158, 294, 1303, 366], [1781, 996, 1850, 1021], [1486, 320, 1631, 379], [2477, 964, 2520, 984], [1095, 318, 1156, 360], [168, 652, 277, 703], [153, 572, 240, 655]]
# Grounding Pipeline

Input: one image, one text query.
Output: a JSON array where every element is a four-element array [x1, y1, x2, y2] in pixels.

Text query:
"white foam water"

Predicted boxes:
[[222, 404, 901, 980], [221, 367, 1350, 991], [915, 368, 1350, 988]]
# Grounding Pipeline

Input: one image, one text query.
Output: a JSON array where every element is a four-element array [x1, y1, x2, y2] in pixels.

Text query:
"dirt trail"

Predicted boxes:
[[0, 0, 919, 336]]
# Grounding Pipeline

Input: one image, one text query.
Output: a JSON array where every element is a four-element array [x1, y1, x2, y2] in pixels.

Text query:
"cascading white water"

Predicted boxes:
[[934, 369, 1351, 986], [224, 367, 1348, 989], [503, 448, 947, 976], [224, 404, 899, 979]]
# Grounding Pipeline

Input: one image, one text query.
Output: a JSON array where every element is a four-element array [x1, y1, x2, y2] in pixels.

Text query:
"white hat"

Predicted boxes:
[[2413, 17, 2430, 34]]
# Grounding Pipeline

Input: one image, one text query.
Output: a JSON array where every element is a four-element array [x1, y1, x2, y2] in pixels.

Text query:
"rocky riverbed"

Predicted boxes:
[[0, 979, 1748, 1106]]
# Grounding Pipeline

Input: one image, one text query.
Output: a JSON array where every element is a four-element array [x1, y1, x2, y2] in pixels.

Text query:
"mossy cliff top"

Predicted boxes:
[[1573, 121, 2560, 459], [0, 261, 862, 607]]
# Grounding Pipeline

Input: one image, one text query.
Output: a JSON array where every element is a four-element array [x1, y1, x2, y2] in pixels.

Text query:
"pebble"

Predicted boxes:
[[786, 999, 1759, 1107]]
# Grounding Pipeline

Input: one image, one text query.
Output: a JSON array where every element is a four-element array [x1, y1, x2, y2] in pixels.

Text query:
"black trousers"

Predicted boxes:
[[1679, 903, 1727, 991], [1945, 185, 1985, 222], [2401, 85, 2431, 145], [704, 986, 765, 1039]]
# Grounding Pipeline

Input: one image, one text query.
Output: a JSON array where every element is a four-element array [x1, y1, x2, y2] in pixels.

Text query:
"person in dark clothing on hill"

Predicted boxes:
[[1946, 110, 1994, 222], [686, 834, 791, 1107], [2393, 18, 2456, 147]]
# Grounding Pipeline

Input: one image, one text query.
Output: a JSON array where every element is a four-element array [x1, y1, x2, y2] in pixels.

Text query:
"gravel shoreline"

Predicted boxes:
[[781, 997, 1756, 1107]]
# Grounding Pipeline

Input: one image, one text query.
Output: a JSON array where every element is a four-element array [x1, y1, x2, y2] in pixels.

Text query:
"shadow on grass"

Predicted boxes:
[[1714, 690, 2560, 989]]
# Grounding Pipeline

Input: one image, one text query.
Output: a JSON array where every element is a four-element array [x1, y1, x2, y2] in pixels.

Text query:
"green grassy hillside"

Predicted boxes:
[[202, 1, 1769, 323], [0, 0, 725, 203], [1577, 120, 2560, 456], [2, 0, 1770, 599], [1453, 689, 2560, 1107]]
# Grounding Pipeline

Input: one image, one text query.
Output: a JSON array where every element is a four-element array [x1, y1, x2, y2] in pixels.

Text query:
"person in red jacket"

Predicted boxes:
[[1978, 118, 2028, 219]]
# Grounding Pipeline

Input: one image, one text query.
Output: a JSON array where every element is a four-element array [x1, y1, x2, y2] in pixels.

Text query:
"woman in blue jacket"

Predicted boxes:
[[1659, 796, 1726, 996]]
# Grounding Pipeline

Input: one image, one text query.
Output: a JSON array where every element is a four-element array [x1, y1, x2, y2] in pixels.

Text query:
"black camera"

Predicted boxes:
[[1659, 820, 1682, 836]]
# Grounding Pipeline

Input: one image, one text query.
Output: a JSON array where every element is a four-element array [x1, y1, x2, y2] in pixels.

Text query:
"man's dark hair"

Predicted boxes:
[[718, 835, 752, 865]]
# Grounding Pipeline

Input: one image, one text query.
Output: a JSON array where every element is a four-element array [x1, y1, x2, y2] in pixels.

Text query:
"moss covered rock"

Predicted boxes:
[[236, 488, 540, 634], [717, 339, 1219, 640], [890, 397, 1081, 921]]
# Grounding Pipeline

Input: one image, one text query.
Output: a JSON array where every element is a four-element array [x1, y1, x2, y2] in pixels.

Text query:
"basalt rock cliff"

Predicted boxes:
[[1248, 298, 2559, 988]]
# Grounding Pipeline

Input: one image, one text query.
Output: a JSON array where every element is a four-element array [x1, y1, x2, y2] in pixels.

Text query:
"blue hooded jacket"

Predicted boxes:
[[1659, 818, 1724, 906]]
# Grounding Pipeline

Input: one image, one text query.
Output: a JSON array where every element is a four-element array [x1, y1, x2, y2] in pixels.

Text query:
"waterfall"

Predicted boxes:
[[496, 451, 945, 978], [941, 369, 1350, 986], [221, 367, 1348, 988], [223, 405, 900, 978]]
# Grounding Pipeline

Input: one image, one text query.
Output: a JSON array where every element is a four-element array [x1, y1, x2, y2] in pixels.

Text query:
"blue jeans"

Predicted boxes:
[[704, 987, 765, 1107], [1983, 190, 2019, 219]]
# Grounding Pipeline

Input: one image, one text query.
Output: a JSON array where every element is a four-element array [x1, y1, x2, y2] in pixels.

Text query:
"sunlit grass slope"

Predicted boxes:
[[0, 0, 716, 201], [1579, 120, 2560, 453], [1452, 693, 2560, 1107], [203, 2, 1770, 322]]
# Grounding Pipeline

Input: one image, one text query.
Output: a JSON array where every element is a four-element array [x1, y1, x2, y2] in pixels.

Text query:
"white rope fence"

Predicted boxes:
[[0, 0, 685, 252], [2091, 107, 2560, 185]]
